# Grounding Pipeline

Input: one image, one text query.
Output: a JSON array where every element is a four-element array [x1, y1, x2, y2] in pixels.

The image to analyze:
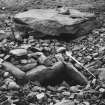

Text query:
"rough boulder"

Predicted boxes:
[[14, 8, 99, 37]]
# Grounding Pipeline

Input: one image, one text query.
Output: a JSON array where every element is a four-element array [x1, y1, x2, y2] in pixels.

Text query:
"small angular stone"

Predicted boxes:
[[82, 101, 90, 105], [4, 78, 20, 90], [20, 59, 28, 64], [36, 93, 45, 100], [69, 94, 75, 99], [70, 86, 80, 93], [3, 72, 10, 78], [99, 88, 105, 93], [62, 91, 71, 96], [98, 68, 105, 81], [38, 54, 47, 64], [10, 49, 27, 56], [32, 86, 45, 92], [47, 86, 57, 92], [14, 31, 23, 42], [5, 78, 14, 85], [7, 81, 20, 90], [28, 52, 47, 64], [55, 53, 64, 61], [57, 47, 66, 53], [21, 44, 31, 49], [57, 86, 67, 91], [54, 100, 75, 105]]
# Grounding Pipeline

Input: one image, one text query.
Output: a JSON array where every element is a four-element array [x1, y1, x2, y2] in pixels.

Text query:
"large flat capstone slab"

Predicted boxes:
[[13, 9, 100, 37]]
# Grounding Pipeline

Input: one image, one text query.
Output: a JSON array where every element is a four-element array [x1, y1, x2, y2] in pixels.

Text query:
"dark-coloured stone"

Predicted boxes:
[[64, 62, 88, 85], [26, 62, 65, 86]]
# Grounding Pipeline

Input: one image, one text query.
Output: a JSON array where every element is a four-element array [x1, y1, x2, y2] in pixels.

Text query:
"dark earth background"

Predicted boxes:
[[0, 0, 105, 105], [0, 0, 105, 13]]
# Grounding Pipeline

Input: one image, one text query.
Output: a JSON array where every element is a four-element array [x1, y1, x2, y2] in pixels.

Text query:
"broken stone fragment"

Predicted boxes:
[[14, 9, 99, 37], [5, 78, 14, 84], [47, 85, 57, 92], [20, 44, 31, 49], [28, 52, 47, 64], [4, 78, 20, 90], [70, 85, 81, 93], [17, 62, 37, 72], [14, 31, 23, 42], [56, 47, 66, 53], [36, 93, 45, 100], [28, 52, 44, 58], [62, 91, 71, 96], [99, 88, 105, 93], [32, 86, 45, 92], [30, 46, 43, 52], [55, 53, 64, 61], [7, 81, 20, 90], [38, 54, 47, 65], [64, 62, 88, 85], [82, 102, 90, 105], [10, 48, 27, 56], [43, 56, 58, 67], [1, 61, 25, 80], [98, 68, 105, 81], [57, 7, 70, 15], [57, 86, 67, 92], [3, 72, 10, 78], [54, 100, 75, 105], [27, 92, 37, 103], [20, 59, 28, 64]]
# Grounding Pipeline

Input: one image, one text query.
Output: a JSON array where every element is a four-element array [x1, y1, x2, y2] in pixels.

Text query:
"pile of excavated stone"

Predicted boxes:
[[0, 36, 94, 105], [0, 31, 89, 85], [0, 8, 98, 88]]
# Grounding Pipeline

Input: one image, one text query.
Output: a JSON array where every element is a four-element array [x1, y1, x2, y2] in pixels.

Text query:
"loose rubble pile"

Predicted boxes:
[[0, 27, 105, 105], [0, 34, 88, 85], [0, 7, 105, 105]]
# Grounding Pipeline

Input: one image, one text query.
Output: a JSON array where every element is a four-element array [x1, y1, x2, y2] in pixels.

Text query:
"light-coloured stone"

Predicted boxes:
[[55, 100, 75, 105], [14, 9, 99, 37], [98, 68, 105, 81], [5, 78, 20, 90], [2, 61, 25, 80], [10, 48, 27, 56], [36, 93, 45, 100]]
